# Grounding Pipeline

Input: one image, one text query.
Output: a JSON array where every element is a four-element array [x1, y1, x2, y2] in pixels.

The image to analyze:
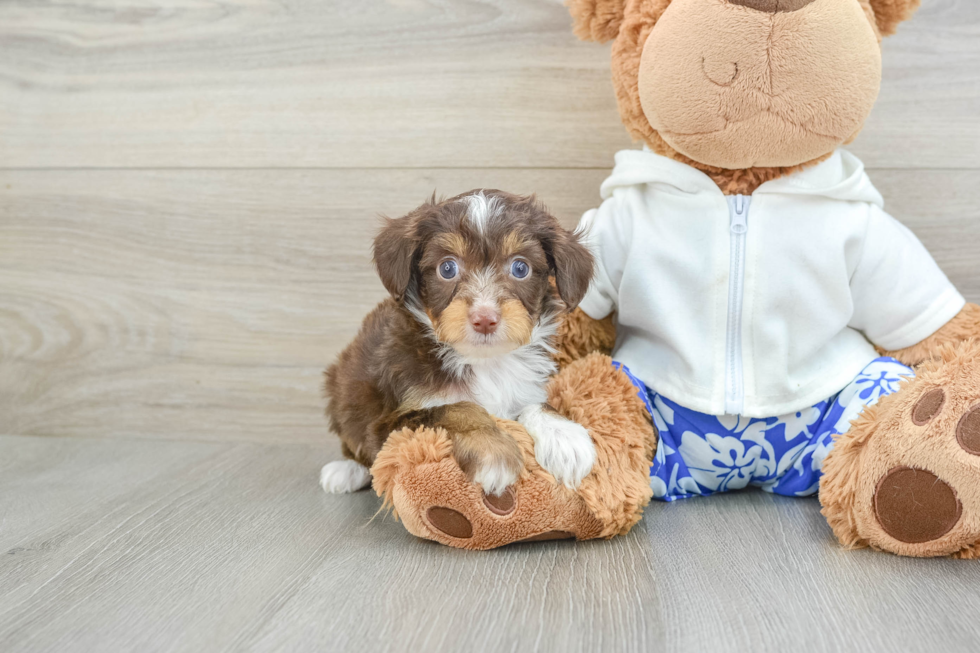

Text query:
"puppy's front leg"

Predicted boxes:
[[426, 402, 524, 497], [518, 404, 596, 489]]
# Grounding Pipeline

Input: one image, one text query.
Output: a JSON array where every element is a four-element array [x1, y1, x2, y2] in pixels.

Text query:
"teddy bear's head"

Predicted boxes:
[[569, 0, 920, 181]]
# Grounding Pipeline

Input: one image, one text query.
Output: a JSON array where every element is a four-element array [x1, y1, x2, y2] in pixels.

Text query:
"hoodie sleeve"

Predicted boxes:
[[577, 195, 630, 320], [849, 205, 965, 351]]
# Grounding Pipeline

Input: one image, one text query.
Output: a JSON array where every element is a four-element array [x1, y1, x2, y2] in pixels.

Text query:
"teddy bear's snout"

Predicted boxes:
[[729, 0, 817, 13]]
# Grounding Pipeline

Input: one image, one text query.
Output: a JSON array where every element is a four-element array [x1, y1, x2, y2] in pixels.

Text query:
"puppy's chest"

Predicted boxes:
[[427, 351, 553, 420]]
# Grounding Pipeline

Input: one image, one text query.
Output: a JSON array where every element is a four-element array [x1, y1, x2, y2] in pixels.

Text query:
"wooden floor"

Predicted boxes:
[[1, 1, 979, 651]]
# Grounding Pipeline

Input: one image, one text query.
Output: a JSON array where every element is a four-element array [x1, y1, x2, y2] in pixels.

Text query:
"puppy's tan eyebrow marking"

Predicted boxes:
[[501, 231, 534, 258], [433, 232, 468, 258]]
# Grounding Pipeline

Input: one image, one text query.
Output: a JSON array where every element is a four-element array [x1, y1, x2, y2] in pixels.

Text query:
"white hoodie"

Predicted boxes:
[[578, 149, 964, 418]]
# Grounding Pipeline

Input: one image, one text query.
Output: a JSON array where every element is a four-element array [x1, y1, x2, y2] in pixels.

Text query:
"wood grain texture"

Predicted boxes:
[[0, 168, 607, 442], [1, 434, 978, 653], [0, 0, 977, 169], [2, 168, 977, 443]]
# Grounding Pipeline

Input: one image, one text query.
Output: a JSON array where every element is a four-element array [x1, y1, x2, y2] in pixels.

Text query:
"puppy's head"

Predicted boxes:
[[374, 190, 594, 359]]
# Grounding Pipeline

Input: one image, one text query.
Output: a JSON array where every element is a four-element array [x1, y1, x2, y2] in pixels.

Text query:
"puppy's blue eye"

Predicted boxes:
[[511, 260, 530, 279], [439, 260, 458, 280]]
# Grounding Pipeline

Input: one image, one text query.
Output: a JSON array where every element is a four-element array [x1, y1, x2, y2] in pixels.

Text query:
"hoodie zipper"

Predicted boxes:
[[724, 194, 750, 415]]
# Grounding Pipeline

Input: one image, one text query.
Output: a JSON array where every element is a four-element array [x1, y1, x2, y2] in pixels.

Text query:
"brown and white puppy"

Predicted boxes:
[[320, 190, 596, 496]]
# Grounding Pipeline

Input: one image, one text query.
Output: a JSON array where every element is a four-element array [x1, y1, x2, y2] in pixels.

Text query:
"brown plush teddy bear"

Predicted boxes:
[[371, 0, 980, 557]]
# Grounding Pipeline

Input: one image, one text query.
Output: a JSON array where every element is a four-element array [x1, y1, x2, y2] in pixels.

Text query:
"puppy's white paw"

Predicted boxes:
[[472, 459, 520, 497], [319, 460, 372, 494], [518, 404, 596, 489]]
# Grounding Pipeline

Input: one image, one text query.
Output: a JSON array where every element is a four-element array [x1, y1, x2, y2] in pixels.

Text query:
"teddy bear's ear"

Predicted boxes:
[[867, 0, 922, 37], [567, 0, 627, 43]]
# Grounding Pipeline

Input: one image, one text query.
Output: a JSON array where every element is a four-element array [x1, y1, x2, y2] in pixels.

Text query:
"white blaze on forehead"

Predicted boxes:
[[468, 267, 496, 293], [467, 267, 501, 311], [462, 191, 503, 235]]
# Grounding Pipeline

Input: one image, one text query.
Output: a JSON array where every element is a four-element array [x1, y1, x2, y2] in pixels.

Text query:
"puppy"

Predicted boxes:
[[320, 190, 597, 497]]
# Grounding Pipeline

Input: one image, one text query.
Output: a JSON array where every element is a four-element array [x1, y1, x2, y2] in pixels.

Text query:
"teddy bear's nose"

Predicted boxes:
[[729, 0, 817, 12]]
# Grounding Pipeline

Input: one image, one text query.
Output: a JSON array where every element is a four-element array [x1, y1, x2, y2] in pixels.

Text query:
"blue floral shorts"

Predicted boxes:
[[615, 358, 914, 501]]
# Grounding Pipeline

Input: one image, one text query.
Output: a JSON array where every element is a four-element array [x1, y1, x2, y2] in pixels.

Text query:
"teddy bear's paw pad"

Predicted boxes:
[[873, 466, 963, 544], [482, 487, 516, 516], [425, 507, 473, 539], [955, 406, 980, 455], [912, 388, 946, 425], [515, 530, 575, 543]]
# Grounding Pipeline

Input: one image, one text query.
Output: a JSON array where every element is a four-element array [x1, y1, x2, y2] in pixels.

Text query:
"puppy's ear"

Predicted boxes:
[[567, 0, 627, 43], [549, 227, 594, 310], [523, 198, 594, 310], [867, 0, 921, 37], [373, 213, 419, 302]]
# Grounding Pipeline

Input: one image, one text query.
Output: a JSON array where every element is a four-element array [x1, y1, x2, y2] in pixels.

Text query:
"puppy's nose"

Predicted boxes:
[[728, 0, 816, 13], [470, 308, 500, 335]]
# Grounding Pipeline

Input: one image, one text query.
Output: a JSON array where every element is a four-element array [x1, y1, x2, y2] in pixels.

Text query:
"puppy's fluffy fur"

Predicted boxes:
[[322, 190, 596, 496]]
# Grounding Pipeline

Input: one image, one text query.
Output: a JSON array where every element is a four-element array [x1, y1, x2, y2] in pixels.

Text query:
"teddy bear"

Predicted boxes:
[[370, 0, 980, 557]]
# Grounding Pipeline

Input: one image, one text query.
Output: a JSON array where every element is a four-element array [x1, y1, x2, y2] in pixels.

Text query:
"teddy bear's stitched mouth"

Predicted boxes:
[[659, 109, 840, 142]]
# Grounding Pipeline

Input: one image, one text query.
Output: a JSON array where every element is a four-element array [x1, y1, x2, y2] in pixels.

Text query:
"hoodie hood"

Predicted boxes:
[[600, 148, 884, 208]]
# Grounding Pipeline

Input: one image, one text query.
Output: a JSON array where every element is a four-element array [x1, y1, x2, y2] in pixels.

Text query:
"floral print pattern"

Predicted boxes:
[[615, 358, 913, 502]]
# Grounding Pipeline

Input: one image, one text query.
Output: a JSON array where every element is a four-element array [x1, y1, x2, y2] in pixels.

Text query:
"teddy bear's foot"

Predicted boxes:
[[821, 341, 980, 558], [370, 421, 604, 550], [370, 353, 656, 550]]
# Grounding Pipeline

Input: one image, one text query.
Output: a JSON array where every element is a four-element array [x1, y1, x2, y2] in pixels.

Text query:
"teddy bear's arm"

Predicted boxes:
[[554, 307, 616, 370], [880, 303, 980, 367]]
